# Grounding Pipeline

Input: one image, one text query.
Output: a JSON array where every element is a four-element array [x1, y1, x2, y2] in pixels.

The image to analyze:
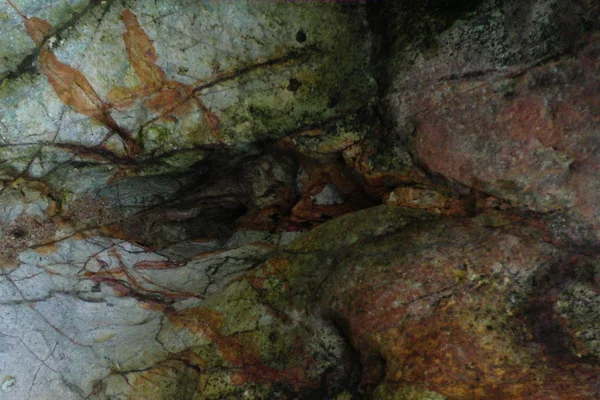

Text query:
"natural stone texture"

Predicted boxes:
[[380, 0, 600, 242], [555, 279, 600, 359], [317, 211, 600, 398], [0, 232, 281, 399], [0, 0, 92, 79], [0, 0, 375, 186], [1, 0, 600, 398]]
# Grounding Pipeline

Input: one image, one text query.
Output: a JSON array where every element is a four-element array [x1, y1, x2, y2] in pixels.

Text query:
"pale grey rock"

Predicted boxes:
[[0, 0, 92, 79], [311, 183, 343, 206], [0, 0, 375, 198], [0, 231, 274, 399]]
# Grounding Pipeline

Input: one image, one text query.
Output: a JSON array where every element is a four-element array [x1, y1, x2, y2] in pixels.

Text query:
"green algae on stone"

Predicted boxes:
[[216, 2, 377, 143], [278, 205, 434, 312], [555, 281, 600, 359], [103, 248, 352, 399], [286, 204, 430, 253], [2, 0, 376, 185], [291, 107, 379, 155], [211, 276, 347, 374], [101, 360, 247, 400]]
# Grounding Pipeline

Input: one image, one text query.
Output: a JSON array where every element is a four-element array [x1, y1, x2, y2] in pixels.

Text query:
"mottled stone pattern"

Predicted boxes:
[[1, 0, 600, 399]]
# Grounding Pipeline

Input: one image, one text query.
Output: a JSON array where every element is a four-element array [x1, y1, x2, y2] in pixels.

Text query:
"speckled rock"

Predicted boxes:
[[0, 0, 375, 182], [316, 209, 600, 399], [379, 0, 600, 242], [1, 0, 600, 399]]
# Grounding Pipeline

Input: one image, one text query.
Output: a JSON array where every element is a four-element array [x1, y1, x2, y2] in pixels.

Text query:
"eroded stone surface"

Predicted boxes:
[[381, 0, 600, 242], [1, 0, 600, 398], [0, 0, 375, 181], [0, 232, 287, 399]]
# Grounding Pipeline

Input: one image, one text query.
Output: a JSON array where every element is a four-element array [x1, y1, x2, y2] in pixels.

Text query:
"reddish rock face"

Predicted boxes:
[[382, 0, 600, 244], [2, 0, 600, 398], [409, 36, 600, 215], [318, 215, 600, 399]]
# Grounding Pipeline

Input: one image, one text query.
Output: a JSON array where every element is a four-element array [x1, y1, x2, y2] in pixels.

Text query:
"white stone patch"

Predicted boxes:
[[311, 183, 344, 206], [1, 376, 16, 392]]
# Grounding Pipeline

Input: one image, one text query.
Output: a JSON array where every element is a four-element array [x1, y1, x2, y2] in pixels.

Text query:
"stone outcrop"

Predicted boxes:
[[1, 0, 599, 399]]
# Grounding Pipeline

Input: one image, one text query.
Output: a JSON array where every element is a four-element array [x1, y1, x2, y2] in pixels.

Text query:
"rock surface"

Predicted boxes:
[[1, 0, 600, 399]]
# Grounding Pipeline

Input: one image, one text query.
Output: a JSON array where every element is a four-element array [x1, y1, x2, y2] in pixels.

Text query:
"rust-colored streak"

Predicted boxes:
[[7, 0, 26, 18], [38, 50, 140, 154], [8, 2, 140, 155], [143, 84, 188, 114], [13, 4, 225, 153], [26, 17, 52, 45], [111, 9, 223, 143], [39, 49, 105, 120], [168, 306, 314, 388], [38, 49, 139, 154], [197, 97, 222, 140], [33, 242, 58, 255], [106, 84, 151, 108], [8, 0, 52, 45], [121, 9, 165, 88], [85, 269, 202, 301]]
